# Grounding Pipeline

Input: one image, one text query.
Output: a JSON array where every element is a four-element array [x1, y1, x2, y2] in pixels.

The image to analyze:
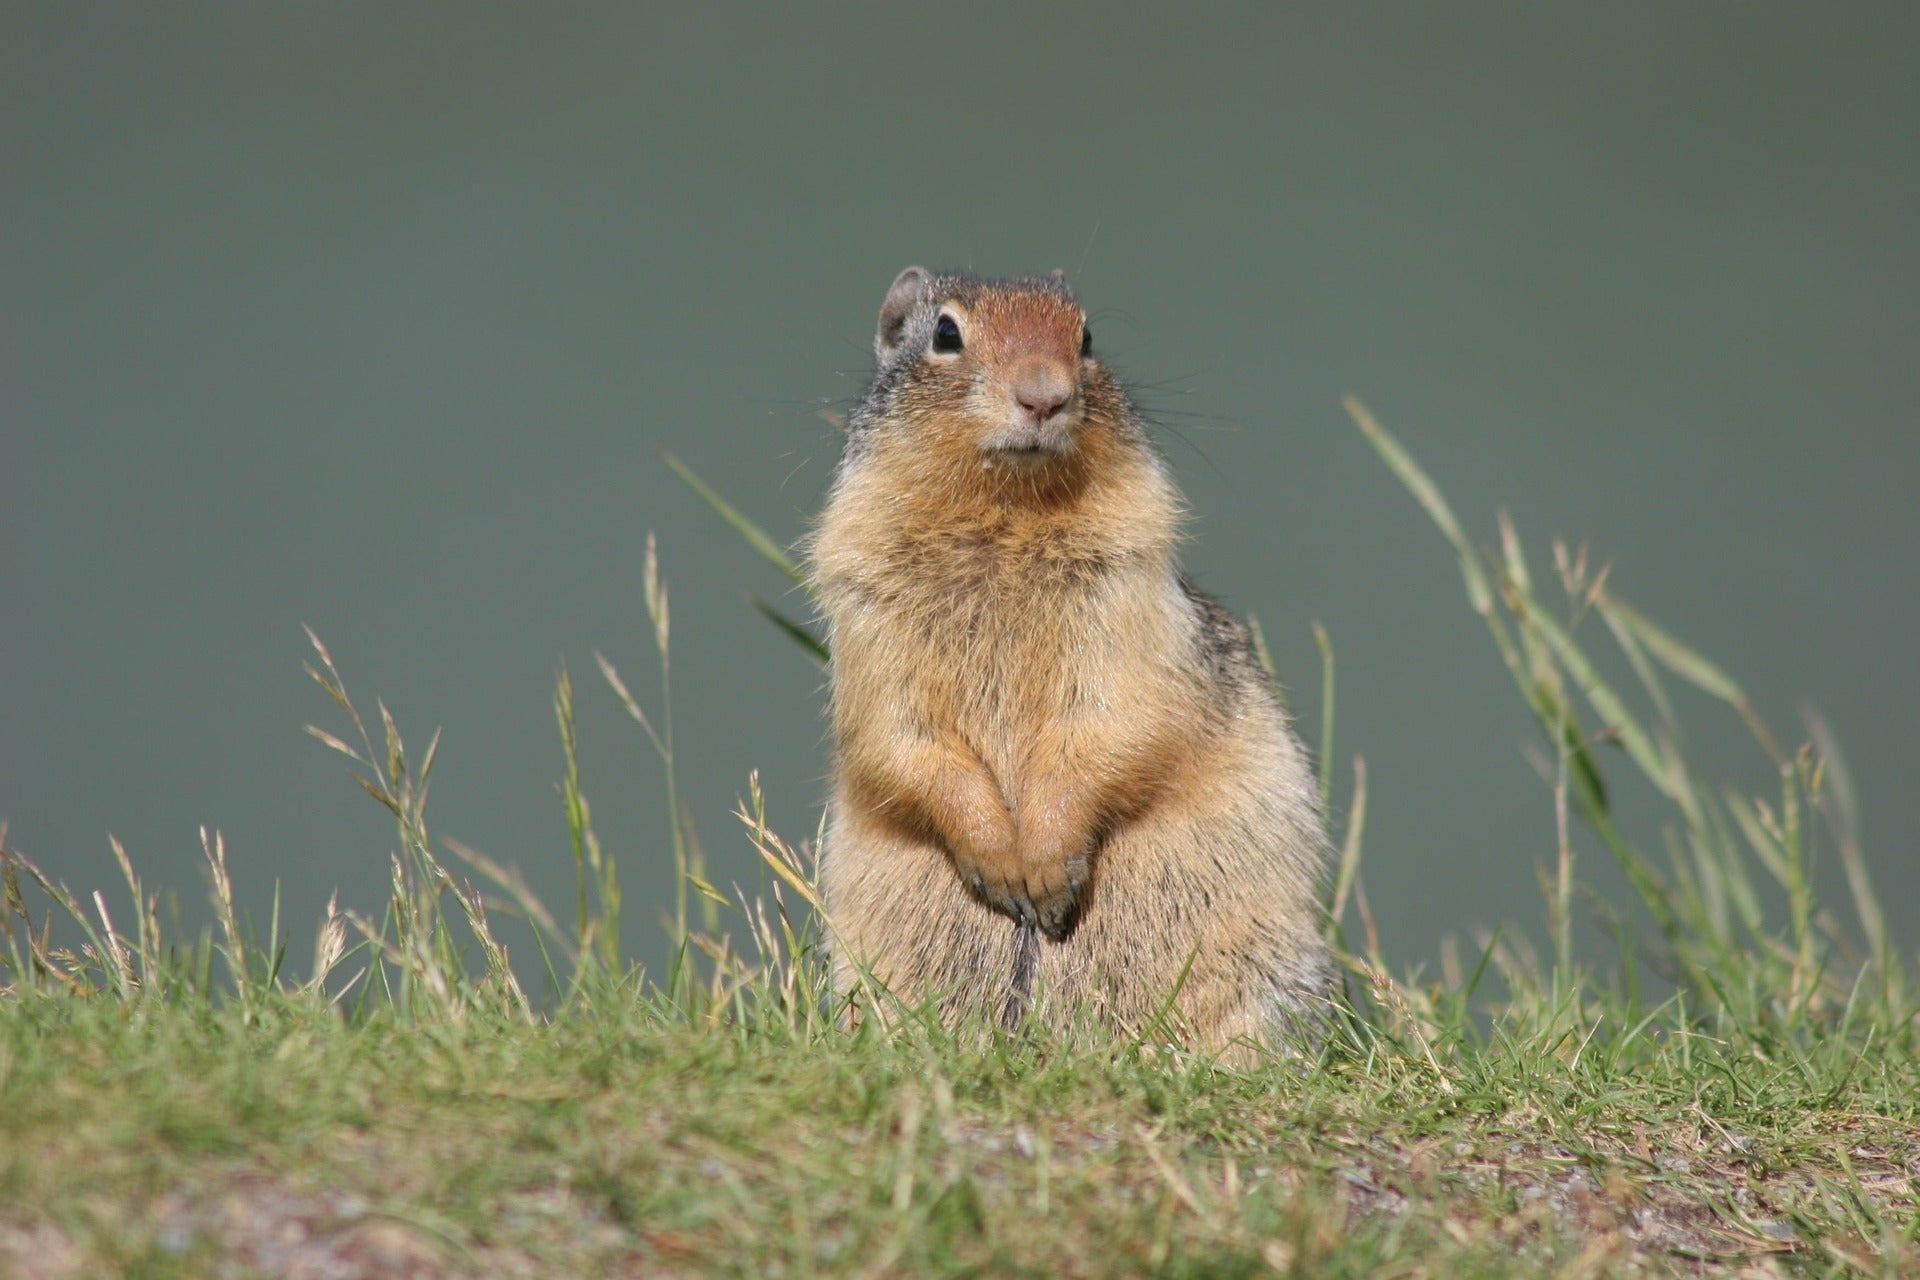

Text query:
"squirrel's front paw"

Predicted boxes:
[[951, 848, 1040, 929], [1025, 851, 1090, 942], [952, 837, 1092, 940]]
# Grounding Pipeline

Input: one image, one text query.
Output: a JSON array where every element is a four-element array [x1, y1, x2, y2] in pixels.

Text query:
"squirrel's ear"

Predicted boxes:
[[876, 266, 932, 360]]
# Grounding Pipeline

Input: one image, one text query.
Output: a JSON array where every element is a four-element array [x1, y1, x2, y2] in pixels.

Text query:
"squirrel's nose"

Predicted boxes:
[[1012, 364, 1074, 424]]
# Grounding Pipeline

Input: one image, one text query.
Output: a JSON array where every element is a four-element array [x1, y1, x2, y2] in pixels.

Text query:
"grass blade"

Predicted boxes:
[[748, 596, 830, 667], [662, 450, 808, 589], [1344, 396, 1493, 616]]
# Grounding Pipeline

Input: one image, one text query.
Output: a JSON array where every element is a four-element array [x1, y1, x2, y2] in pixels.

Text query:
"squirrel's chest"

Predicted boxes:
[[832, 541, 1188, 721], [838, 527, 1126, 649]]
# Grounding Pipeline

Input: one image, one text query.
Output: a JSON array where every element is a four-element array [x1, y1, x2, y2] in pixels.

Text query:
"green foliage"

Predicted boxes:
[[1346, 397, 1902, 1034], [1, 413, 1913, 1276]]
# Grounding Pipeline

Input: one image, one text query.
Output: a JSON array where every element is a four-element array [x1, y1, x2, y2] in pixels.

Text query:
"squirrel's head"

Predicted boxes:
[[853, 266, 1131, 478]]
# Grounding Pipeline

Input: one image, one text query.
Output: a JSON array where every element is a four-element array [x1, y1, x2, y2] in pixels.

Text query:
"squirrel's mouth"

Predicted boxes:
[[980, 441, 1069, 469], [977, 421, 1078, 466]]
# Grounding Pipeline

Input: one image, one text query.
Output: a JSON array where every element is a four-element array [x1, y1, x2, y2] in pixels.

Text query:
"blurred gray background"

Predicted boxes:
[[4, 5, 1915, 983]]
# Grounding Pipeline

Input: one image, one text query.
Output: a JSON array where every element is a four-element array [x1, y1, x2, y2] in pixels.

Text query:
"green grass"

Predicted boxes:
[[2, 405, 1914, 1278]]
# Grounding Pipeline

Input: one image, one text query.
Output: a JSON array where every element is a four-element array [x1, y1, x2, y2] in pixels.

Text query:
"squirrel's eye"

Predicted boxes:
[[932, 314, 963, 353], [1081, 325, 1093, 357]]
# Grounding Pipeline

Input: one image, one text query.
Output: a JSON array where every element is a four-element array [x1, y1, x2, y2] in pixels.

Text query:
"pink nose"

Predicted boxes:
[[1013, 366, 1073, 423]]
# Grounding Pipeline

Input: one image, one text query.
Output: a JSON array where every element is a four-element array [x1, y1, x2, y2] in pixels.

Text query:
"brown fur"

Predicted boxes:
[[808, 267, 1329, 1054]]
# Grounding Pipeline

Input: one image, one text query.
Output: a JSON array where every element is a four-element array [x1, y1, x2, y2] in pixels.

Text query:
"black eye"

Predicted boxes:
[[932, 314, 963, 353], [1080, 325, 1092, 357]]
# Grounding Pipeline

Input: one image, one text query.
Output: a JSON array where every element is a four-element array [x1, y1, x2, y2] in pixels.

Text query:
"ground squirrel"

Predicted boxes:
[[809, 267, 1329, 1053]]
